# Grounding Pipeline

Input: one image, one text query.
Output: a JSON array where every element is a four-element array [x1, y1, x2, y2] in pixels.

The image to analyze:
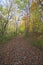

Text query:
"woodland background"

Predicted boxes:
[[0, 0, 43, 48]]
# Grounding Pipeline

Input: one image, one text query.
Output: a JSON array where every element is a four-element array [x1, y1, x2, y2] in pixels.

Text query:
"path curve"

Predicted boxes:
[[0, 36, 43, 65]]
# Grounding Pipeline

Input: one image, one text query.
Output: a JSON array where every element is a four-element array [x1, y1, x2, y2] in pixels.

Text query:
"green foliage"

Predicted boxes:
[[0, 0, 43, 49], [0, 6, 3, 11], [30, 1, 42, 32], [14, 0, 28, 10], [32, 35, 43, 49], [2, 8, 8, 15]]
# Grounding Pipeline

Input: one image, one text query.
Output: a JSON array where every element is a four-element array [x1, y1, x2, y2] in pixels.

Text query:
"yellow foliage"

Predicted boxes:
[[40, 0, 43, 2], [22, 16, 27, 21], [30, 2, 37, 12], [29, 16, 33, 32], [20, 16, 27, 30]]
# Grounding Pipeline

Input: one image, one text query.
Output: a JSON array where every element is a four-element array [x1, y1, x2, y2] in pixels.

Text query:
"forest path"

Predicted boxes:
[[0, 35, 43, 65]]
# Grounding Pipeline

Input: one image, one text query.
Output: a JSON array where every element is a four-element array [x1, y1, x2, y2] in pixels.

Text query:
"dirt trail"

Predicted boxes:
[[0, 36, 43, 65]]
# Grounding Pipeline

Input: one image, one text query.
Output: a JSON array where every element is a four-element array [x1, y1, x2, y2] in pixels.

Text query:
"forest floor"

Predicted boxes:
[[0, 35, 43, 65]]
